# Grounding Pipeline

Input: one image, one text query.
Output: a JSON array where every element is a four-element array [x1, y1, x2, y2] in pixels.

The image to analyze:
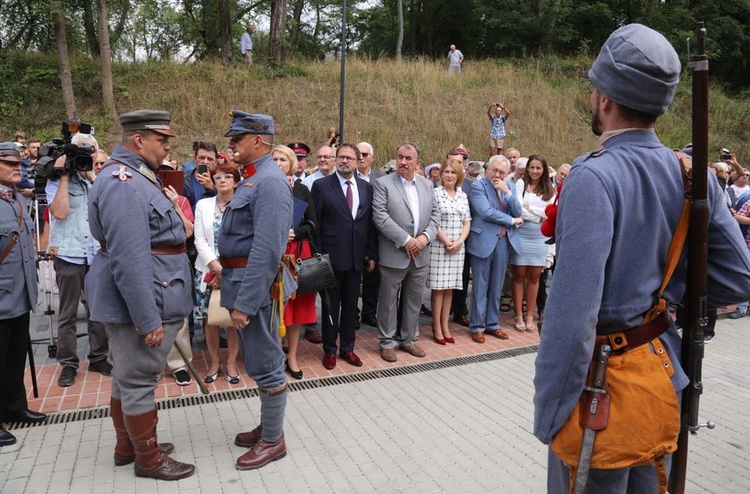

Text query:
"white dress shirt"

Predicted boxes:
[[336, 172, 360, 220], [401, 176, 421, 242]]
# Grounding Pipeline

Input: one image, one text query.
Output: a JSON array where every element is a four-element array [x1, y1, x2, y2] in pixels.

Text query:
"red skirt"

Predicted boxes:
[[284, 238, 317, 326]]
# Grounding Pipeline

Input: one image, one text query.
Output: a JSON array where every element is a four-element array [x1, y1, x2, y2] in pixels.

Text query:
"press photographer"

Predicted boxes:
[[45, 130, 111, 387]]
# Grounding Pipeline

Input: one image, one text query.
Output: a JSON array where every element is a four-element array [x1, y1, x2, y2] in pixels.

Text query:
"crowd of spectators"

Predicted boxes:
[[4, 126, 750, 389]]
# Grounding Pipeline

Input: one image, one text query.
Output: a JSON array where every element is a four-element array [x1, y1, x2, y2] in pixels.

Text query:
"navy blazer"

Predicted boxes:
[[311, 173, 378, 272]]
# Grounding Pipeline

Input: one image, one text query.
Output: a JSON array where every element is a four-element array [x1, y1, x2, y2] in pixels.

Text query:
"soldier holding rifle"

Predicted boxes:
[[533, 24, 750, 493]]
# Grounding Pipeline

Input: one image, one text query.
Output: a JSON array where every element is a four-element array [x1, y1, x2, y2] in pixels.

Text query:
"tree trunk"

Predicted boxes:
[[81, 0, 101, 57], [55, 5, 77, 119], [218, 0, 232, 61], [96, 0, 117, 119], [289, 0, 305, 58], [111, 0, 130, 47], [396, 0, 403, 61], [269, 0, 286, 66], [645, 0, 658, 25]]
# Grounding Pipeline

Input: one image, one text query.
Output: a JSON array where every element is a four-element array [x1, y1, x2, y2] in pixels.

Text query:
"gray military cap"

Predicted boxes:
[[225, 110, 275, 137], [588, 24, 681, 116], [119, 109, 176, 137], [0, 142, 22, 163]]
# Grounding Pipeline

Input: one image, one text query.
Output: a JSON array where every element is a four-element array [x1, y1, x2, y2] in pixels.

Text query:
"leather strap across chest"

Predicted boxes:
[[0, 198, 23, 264]]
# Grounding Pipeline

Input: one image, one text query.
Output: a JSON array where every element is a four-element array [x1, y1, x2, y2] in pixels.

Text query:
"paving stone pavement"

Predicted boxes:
[[1, 318, 748, 493]]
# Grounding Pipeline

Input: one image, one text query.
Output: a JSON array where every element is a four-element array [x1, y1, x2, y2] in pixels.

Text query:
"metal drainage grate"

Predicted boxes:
[[7, 344, 538, 431]]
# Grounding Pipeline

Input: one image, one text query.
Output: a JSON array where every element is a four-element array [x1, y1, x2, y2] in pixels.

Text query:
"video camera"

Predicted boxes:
[[35, 120, 96, 180]]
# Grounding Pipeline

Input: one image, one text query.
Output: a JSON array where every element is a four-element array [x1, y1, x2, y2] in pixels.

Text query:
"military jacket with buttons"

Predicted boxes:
[[0, 189, 37, 319], [85, 145, 192, 334], [218, 153, 292, 316]]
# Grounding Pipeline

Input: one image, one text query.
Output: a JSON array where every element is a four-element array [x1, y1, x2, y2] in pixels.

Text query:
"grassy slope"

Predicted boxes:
[[3, 55, 749, 167]]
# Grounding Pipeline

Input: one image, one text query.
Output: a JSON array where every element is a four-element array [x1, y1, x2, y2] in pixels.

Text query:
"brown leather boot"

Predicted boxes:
[[123, 409, 195, 480], [236, 434, 287, 470], [234, 424, 262, 448], [111, 398, 174, 466]]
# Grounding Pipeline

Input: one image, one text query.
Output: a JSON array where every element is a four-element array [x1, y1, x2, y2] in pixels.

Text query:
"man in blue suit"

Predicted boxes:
[[312, 144, 378, 369], [466, 155, 523, 343]]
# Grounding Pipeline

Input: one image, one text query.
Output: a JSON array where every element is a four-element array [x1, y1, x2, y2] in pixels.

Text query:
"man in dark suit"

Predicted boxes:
[[312, 143, 378, 369], [356, 142, 385, 327]]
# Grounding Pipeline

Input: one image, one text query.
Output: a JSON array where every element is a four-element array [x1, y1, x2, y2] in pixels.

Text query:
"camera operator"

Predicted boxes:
[[46, 133, 111, 387]]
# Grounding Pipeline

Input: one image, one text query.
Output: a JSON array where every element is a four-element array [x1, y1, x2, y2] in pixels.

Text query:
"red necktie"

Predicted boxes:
[[497, 191, 507, 238], [345, 180, 353, 214]]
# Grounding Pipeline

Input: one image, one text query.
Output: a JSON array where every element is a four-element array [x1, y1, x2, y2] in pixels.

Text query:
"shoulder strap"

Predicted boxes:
[[643, 151, 692, 323], [0, 199, 24, 264]]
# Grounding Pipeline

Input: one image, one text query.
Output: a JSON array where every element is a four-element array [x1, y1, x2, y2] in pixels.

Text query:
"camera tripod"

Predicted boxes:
[[30, 194, 58, 359]]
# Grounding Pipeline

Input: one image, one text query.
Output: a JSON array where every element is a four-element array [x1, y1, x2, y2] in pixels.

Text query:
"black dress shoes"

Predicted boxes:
[[420, 304, 433, 317], [5, 409, 47, 424], [361, 315, 378, 327], [0, 428, 17, 447]]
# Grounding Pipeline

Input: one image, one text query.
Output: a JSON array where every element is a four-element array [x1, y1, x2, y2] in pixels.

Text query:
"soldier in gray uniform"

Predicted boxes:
[[0, 142, 47, 447], [218, 111, 293, 470], [86, 110, 195, 480]]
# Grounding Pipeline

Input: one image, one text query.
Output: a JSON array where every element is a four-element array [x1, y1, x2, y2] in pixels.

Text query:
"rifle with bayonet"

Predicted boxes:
[[669, 21, 715, 494]]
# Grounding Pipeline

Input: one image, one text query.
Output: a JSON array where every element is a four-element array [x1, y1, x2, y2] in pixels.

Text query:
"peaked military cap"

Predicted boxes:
[[0, 142, 22, 163], [120, 110, 176, 137], [287, 142, 310, 157], [225, 110, 274, 137]]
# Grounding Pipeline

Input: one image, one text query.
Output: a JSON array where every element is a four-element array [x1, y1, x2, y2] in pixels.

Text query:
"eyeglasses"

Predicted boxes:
[[337, 156, 357, 163], [316, 155, 335, 160], [213, 174, 235, 181], [360, 152, 371, 157]]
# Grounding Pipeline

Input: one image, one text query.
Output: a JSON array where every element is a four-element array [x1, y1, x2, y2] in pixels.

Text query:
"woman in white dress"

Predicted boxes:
[[510, 154, 556, 332], [427, 159, 471, 344]]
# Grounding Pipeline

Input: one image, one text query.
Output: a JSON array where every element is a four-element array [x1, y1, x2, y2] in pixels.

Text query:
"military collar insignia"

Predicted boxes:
[[137, 164, 158, 183], [242, 163, 257, 179], [112, 165, 133, 182]]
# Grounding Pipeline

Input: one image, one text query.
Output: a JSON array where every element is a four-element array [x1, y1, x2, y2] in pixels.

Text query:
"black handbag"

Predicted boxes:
[[295, 253, 337, 295]]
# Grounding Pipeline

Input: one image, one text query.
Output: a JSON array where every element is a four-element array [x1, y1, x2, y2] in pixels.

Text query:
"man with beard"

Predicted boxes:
[[311, 143, 377, 369], [533, 24, 750, 492], [86, 110, 195, 480]]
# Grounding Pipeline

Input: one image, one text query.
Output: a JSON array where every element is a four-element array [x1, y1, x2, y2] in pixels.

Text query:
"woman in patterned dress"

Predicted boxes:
[[427, 159, 471, 344], [194, 164, 242, 383]]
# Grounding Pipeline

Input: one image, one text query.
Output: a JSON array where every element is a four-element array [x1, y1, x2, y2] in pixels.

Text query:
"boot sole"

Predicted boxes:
[[235, 451, 287, 470], [134, 465, 195, 480]]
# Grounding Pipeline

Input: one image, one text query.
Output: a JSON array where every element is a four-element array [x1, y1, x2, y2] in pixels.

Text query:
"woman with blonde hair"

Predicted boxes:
[[271, 145, 319, 379], [427, 159, 471, 344]]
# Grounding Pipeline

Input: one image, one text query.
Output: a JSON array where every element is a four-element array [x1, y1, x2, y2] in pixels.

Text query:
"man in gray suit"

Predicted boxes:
[[372, 143, 439, 362]]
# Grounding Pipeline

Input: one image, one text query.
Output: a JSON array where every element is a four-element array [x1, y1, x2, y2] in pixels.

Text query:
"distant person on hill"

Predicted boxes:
[[241, 25, 254, 65], [447, 45, 464, 75], [487, 103, 510, 156]]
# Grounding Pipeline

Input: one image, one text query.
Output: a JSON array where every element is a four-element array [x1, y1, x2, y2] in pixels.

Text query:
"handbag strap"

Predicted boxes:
[[642, 151, 692, 323]]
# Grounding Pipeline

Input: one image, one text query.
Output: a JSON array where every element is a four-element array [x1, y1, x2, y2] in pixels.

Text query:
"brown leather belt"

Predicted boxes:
[[595, 309, 671, 354], [100, 242, 187, 255], [220, 257, 248, 269]]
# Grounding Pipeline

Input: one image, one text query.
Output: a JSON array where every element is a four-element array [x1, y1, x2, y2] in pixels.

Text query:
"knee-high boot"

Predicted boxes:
[[111, 398, 174, 466], [123, 409, 195, 480]]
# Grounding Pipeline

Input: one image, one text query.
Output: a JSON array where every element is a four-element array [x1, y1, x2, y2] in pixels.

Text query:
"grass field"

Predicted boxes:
[[2, 54, 749, 167]]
